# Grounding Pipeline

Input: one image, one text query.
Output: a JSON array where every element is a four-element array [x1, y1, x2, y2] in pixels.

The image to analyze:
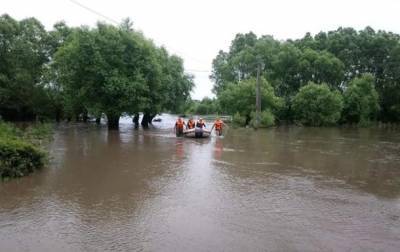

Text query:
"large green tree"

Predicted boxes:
[[0, 14, 50, 121], [54, 23, 156, 128]]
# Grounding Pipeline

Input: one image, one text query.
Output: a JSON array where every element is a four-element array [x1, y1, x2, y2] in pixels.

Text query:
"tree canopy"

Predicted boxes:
[[211, 27, 400, 124], [0, 14, 194, 129]]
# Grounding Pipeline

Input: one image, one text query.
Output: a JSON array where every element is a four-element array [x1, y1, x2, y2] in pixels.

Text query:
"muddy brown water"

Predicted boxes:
[[1, 115, 400, 251]]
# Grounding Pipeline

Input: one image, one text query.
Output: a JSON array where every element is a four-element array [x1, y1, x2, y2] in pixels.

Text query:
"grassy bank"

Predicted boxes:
[[0, 122, 52, 180]]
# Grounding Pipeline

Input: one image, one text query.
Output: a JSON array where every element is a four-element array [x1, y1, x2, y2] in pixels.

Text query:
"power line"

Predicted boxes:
[[67, 0, 210, 68], [68, 0, 119, 25]]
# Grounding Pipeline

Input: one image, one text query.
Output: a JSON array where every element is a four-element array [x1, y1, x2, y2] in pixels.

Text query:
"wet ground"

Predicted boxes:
[[1, 115, 400, 251]]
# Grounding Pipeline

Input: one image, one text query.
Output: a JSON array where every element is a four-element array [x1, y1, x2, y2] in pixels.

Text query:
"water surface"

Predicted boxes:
[[1, 115, 400, 251]]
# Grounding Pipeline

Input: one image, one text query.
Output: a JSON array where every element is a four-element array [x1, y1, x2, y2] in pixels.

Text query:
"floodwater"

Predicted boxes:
[[1, 115, 400, 252]]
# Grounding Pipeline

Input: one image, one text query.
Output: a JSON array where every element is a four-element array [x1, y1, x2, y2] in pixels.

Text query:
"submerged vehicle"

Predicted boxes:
[[183, 128, 211, 138]]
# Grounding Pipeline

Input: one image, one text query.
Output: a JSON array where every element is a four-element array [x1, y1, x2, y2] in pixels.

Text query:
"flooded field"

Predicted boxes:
[[1, 115, 400, 251]]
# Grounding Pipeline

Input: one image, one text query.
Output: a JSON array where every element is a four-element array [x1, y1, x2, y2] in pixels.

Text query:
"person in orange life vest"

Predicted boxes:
[[187, 118, 195, 129], [196, 118, 206, 128], [211, 117, 226, 136], [175, 117, 186, 136]]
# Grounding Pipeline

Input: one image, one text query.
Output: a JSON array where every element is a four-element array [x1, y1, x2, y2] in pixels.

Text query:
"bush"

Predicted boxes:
[[292, 82, 343, 126], [0, 138, 45, 179], [218, 78, 283, 121], [0, 122, 50, 179], [342, 74, 379, 125], [232, 112, 246, 126], [250, 110, 275, 128]]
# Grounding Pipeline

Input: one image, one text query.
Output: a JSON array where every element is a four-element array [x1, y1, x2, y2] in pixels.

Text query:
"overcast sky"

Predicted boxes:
[[2, 0, 400, 99]]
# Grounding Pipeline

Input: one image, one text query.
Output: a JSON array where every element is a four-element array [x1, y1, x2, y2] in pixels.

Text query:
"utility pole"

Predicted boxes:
[[255, 60, 262, 128]]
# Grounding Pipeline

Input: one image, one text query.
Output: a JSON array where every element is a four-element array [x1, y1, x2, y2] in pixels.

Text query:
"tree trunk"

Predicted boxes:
[[82, 111, 88, 123], [95, 117, 101, 124], [141, 113, 151, 128], [107, 114, 120, 130], [132, 113, 140, 129], [149, 114, 156, 125], [55, 109, 62, 123]]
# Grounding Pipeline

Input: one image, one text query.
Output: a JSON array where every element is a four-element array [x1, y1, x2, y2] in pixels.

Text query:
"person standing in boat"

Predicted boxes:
[[211, 117, 226, 136], [187, 118, 195, 129], [175, 117, 186, 137], [196, 118, 206, 128], [195, 118, 206, 138]]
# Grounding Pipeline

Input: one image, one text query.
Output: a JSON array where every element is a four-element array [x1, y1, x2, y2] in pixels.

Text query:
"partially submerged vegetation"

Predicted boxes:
[[1, 13, 399, 130], [210, 29, 400, 127], [0, 122, 52, 180], [0, 14, 193, 129]]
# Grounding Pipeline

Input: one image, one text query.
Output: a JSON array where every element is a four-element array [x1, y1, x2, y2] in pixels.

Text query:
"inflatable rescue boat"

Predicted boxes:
[[183, 128, 211, 138]]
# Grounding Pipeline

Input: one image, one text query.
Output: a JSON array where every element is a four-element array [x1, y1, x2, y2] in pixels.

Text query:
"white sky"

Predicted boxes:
[[2, 0, 400, 99]]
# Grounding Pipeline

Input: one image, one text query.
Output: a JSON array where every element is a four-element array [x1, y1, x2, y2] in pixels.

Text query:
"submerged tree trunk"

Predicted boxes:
[[141, 113, 151, 128], [107, 114, 120, 130], [132, 113, 140, 129], [82, 111, 88, 123], [149, 114, 156, 125], [55, 108, 62, 123], [95, 117, 101, 124]]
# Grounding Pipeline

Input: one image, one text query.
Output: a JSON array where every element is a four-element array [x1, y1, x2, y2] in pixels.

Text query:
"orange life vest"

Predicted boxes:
[[176, 119, 184, 129], [187, 120, 195, 129], [214, 120, 223, 130]]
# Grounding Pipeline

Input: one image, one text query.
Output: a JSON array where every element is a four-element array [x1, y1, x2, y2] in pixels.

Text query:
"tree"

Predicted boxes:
[[158, 48, 194, 114], [342, 74, 379, 124], [54, 21, 194, 129], [218, 78, 282, 124], [0, 15, 50, 121], [54, 23, 155, 129], [292, 82, 343, 126]]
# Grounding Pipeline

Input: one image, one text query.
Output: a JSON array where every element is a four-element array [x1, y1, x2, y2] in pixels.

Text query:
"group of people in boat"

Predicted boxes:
[[175, 117, 226, 137]]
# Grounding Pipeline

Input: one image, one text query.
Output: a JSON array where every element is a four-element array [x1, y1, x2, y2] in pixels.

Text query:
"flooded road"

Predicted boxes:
[[1, 115, 400, 251]]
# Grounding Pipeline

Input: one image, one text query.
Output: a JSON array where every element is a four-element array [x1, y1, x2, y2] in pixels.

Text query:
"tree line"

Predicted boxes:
[[0, 14, 194, 129], [211, 27, 400, 126]]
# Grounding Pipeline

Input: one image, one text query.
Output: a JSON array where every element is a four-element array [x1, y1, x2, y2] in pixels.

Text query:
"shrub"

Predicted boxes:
[[0, 122, 50, 179], [232, 112, 246, 126], [0, 122, 22, 140], [0, 138, 45, 179], [342, 74, 379, 125], [218, 78, 283, 122], [250, 110, 275, 128], [292, 82, 343, 126], [260, 110, 275, 127]]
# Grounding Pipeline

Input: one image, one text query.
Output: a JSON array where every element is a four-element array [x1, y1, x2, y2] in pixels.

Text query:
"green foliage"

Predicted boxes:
[[0, 122, 23, 140], [0, 138, 45, 179], [250, 110, 275, 128], [0, 14, 193, 127], [186, 97, 219, 115], [342, 74, 380, 125], [292, 83, 343, 126], [0, 122, 49, 179], [53, 22, 193, 128], [218, 78, 282, 123], [232, 112, 246, 127], [212, 28, 400, 123], [0, 14, 50, 121]]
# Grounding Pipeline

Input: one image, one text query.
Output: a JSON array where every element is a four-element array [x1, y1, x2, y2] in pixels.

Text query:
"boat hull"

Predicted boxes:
[[183, 128, 211, 138]]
